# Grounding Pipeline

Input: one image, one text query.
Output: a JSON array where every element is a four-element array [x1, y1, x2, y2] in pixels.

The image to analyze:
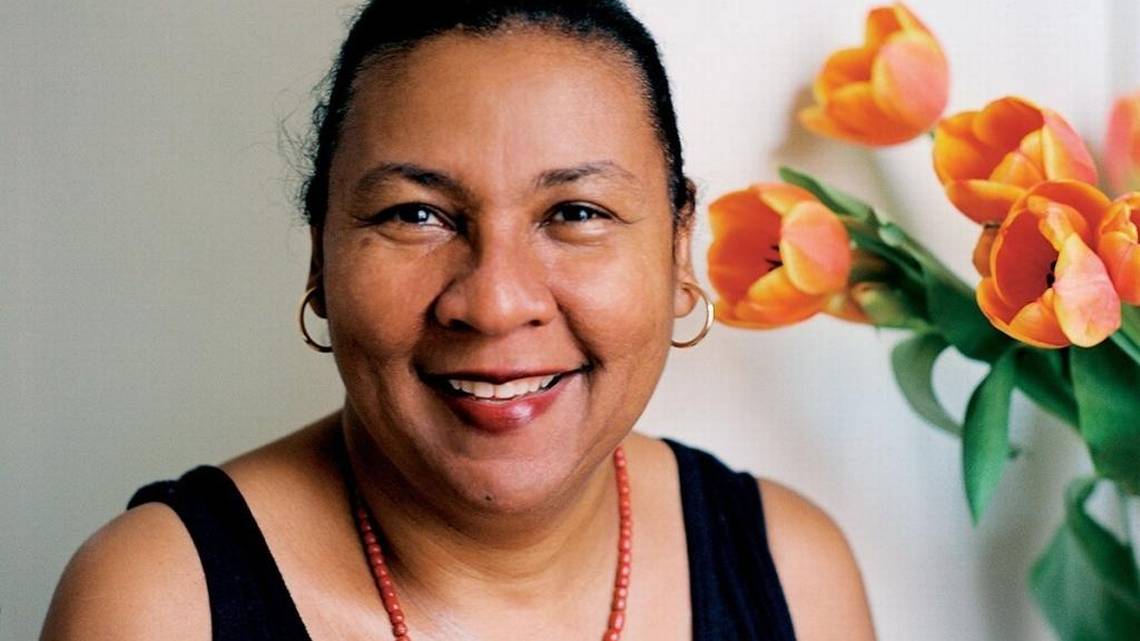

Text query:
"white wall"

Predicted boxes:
[[3, 1, 1134, 639]]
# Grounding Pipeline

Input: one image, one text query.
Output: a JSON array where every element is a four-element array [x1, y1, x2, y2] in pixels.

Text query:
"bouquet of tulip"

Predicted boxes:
[[707, 4, 1140, 639]]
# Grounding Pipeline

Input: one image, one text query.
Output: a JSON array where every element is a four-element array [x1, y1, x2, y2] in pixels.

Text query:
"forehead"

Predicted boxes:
[[331, 29, 667, 199]]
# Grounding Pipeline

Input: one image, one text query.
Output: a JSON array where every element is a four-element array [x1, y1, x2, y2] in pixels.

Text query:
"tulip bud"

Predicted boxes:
[[848, 282, 926, 329], [799, 3, 949, 147], [933, 97, 1097, 225]]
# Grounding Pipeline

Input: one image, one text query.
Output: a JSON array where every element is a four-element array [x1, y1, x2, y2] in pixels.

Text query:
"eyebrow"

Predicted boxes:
[[352, 162, 473, 203], [350, 160, 637, 203], [533, 161, 637, 190]]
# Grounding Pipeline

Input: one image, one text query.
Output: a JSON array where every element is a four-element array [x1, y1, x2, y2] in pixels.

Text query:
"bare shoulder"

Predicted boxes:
[[757, 478, 876, 641], [40, 502, 209, 641]]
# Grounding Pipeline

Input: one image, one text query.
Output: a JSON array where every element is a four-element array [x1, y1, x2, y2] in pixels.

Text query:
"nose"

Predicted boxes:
[[432, 231, 558, 336]]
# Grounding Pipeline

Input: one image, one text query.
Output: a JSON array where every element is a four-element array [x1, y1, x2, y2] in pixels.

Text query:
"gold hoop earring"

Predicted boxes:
[[299, 285, 333, 353], [672, 282, 714, 349]]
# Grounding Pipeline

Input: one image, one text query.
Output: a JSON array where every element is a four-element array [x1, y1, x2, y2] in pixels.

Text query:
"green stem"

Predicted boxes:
[[843, 220, 926, 285], [1110, 330, 1140, 365]]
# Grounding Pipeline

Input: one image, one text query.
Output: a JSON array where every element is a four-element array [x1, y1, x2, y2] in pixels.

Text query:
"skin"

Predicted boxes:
[[41, 28, 876, 641]]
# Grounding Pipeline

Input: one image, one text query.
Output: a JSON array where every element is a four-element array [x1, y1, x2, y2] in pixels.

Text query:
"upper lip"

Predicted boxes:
[[419, 366, 586, 385]]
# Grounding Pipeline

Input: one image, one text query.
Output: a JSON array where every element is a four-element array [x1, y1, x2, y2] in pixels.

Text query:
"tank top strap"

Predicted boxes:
[[127, 466, 311, 641], [662, 438, 798, 641]]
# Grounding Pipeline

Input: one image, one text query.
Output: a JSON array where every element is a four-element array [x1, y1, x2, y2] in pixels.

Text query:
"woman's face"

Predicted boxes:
[[315, 29, 696, 513]]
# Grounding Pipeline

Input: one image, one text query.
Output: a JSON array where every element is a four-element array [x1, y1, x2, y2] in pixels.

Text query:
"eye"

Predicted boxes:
[[548, 203, 612, 224], [367, 203, 450, 228]]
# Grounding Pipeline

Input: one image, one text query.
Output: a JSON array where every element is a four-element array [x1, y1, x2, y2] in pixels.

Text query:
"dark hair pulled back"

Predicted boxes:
[[299, 0, 693, 229]]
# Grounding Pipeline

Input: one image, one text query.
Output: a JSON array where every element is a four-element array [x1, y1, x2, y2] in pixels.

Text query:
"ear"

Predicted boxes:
[[672, 178, 699, 318], [306, 225, 327, 318]]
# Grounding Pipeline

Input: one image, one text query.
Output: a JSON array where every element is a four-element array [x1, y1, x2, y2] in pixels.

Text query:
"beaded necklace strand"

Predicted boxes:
[[349, 446, 633, 641]]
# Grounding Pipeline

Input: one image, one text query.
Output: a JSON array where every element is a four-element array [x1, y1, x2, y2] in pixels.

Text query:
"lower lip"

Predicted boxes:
[[432, 373, 576, 434]]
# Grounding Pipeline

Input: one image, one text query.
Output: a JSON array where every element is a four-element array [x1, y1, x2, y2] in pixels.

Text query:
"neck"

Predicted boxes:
[[338, 405, 622, 637]]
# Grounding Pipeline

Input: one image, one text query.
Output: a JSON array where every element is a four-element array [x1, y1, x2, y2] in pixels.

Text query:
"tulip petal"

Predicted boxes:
[[779, 201, 852, 295], [988, 150, 1045, 188], [978, 278, 1067, 348], [865, 6, 903, 49], [799, 105, 867, 146], [977, 277, 1018, 324], [1099, 232, 1140, 305], [1040, 109, 1098, 184], [871, 32, 948, 131], [1097, 200, 1140, 303], [992, 208, 1057, 308], [972, 224, 1000, 277], [1016, 180, 1113, 233], [814, 46, 874, 103], [733, 267, 829, 327], [714, 298, 780, 329], [933, 112, 1005, 184], [1052, 234, 1121, 346], [1007, 290, 1070, 348], [892, 3, 935, 35], [755, 183, 819, 216], [1018, 130, 1045, 169], [707, 189, 783, 304], [973, 97, 1044, 152], [1100, 197, 1140, 239], [945, 180, 1025, 224], [1028, 197, 1090, 251], [824, 82, 922, 145]]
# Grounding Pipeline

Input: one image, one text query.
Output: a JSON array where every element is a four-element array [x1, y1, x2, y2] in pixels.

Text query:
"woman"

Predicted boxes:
[[41, 1, 875, 639]]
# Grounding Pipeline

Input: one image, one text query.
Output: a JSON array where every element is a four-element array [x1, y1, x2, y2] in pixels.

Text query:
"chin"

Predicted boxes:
[[431, 444, 595, 516]]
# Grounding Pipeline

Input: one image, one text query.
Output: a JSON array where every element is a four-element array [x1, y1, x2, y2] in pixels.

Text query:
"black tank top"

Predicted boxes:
[[126, 438, 797, 640]]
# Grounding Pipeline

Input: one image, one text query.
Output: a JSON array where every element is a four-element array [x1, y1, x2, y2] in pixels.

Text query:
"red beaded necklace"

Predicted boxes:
[[350, 446, 632, 641]]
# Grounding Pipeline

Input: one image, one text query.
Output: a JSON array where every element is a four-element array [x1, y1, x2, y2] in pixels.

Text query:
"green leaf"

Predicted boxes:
[[1122, 305, 1140, 345], [876, 218, 1011, 362], [923, 267, 1011, 363], [1111, 306, 1140, 366], [1014, 348, 1079, 429], [890, 333, 961, 437], [1071, 341, 1140, 495], [962, 348, 1019, 524], [1030, 477, 1140, 641], [778, 166, 877, 222]]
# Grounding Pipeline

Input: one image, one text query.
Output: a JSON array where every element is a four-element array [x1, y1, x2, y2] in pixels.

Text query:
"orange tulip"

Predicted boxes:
[[977, 181, 1120, 348], [799, 3, 949, 147], [708, 184, 852, 328], [933, 97, 1097, 225], [1105, 92, 1140, 195], [1097, 193, 1140, 305]]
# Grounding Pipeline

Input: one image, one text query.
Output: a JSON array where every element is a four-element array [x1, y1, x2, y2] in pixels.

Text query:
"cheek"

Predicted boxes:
[[323, 236, 447, 368], [548, 232, 675, 365]]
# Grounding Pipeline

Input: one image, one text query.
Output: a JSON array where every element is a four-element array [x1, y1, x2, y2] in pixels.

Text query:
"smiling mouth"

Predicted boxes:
[[419, 365, 590, 403]]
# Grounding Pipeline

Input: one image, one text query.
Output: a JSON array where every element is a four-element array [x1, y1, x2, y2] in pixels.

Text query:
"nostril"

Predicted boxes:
[[428, 248, 559, 336], [441, 317, 477, 333]]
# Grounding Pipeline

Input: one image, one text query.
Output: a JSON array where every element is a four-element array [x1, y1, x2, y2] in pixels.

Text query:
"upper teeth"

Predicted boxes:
[[447, 374, 557, 399]]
